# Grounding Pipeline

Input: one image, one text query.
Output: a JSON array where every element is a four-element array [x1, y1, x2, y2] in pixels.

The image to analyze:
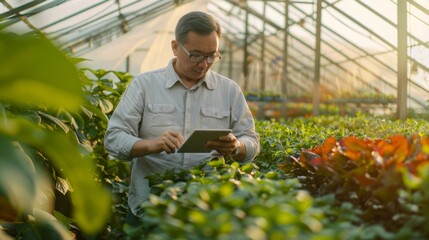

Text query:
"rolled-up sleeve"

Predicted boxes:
[[241, 136, 260, 163], [230, 85, 260, 163]]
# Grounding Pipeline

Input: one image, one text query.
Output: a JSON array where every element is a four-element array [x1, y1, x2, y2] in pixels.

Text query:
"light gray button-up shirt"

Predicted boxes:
[[104, 59, 260, 216]]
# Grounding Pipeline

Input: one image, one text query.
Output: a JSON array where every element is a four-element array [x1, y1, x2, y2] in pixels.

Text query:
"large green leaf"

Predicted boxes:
[[81, 103, 108, 122], [37, 111, 70, 134], [0, 33, 82, 110], [0, 138, 37, 221], [13, 209, 72, 240], [0, 32, 110, 233], [0, 117, 110, 234], [98, 98, 113, 114]]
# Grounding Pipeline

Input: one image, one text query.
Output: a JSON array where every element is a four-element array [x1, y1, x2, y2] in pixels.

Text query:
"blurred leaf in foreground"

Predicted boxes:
[[0, 33, 82, 110]]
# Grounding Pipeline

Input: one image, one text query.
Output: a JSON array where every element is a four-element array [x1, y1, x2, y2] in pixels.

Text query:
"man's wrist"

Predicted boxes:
[[231, 140, 241, 157]]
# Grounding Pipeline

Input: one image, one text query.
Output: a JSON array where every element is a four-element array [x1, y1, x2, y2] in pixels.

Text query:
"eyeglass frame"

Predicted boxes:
[[178, 43, 221, 64]]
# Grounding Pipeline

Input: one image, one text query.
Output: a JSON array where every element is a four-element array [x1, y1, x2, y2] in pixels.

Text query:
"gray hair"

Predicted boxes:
[[175, 11, 221, 44]]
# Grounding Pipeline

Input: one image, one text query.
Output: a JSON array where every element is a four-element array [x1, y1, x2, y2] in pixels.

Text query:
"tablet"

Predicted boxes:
[[177, 129, 232, 153]]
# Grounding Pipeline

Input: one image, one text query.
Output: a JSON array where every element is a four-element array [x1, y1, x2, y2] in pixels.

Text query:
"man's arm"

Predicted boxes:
[[104, 79, 145, 160], [130, 131, 184, 158]]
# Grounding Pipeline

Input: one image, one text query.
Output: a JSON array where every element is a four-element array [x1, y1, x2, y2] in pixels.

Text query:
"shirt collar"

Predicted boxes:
[[165, 58, 214, 90]]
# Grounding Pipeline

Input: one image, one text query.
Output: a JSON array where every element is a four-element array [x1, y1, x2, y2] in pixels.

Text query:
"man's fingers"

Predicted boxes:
[[169, 131, 185, 144], [164, 131, 184, 145], [160, 131, 184, 153]]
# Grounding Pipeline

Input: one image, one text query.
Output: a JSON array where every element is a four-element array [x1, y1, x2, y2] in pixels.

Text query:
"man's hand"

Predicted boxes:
[[206, 133, 241, 157], [131, 130, 184, 157], [153, 130, 185, 154]]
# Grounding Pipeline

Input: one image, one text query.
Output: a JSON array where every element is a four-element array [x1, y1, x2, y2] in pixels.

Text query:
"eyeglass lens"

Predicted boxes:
[[180, 43, 220, 63]]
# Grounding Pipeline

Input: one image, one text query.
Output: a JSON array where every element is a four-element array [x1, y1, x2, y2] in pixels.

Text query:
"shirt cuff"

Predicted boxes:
[[119, 136, 141, 160], [240, 137, 259, 163]]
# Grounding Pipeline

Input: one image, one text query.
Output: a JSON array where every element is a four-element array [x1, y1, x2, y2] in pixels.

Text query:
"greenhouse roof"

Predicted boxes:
[[1, 0, 428, 112]]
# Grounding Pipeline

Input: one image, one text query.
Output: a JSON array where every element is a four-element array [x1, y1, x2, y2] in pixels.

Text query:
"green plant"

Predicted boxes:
[[0, 32, 110, 238], [125, 158, 366, 239], [79, 67, 133, 238]]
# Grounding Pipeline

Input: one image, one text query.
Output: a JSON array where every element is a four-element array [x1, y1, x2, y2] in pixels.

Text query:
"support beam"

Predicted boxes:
[[260, 0, 267, 91], [243, 6, 249, 91], [0, 0, 44, 32], [281, 1, 290, 119], [282, 1, 289, 96], [228, 40, 233, 79], [312, 0, 322, 116], [397, 0, 408, 120], [0, 0, 45, 19]]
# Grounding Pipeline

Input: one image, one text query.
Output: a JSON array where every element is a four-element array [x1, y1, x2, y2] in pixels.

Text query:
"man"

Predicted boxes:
[[104, 11, 260, 222]]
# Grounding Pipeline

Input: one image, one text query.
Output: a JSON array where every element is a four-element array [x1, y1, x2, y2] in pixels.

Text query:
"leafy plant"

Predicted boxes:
[[0, 32, 111, 237], [78, 67, 133, 238], [280, 134, 429, 237], [125, 158, 367, 239]]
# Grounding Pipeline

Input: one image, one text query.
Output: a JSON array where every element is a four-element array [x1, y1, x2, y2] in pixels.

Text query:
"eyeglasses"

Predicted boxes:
[[179, 43, 221, 64]]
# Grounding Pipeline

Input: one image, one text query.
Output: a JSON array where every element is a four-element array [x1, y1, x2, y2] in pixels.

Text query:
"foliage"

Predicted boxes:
[[0, 32, 112, 237], [247, 102, 356, 120], [125, 158, 368, 240], [119, 115, 429, 239], [333, 92, 396, 103], [255, 114, 429, 170], [79, 67, 133, 239], [278, 132, 429, 238]]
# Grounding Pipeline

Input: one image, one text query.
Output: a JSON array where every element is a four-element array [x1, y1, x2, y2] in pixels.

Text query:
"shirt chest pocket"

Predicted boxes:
[[145, 104, 178, 130], [201, 107, 230, 129]]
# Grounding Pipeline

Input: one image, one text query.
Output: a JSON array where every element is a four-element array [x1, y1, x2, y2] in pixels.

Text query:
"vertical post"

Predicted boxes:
[[227, 40, 233, 79], [260, 0, 267, 91], [282, 0, 289, 97], [281, 0, 290, 119], [243, 5, 250, 91], [312, 0, 322, 116], [126, 55, 130, 72], [397, 0, 408, 120]]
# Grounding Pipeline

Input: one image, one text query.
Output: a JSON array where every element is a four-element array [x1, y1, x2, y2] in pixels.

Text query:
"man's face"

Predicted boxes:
[[172, 31, 219, 84]]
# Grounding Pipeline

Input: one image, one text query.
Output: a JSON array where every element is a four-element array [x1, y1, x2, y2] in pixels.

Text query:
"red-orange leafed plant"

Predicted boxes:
[[281, 134, 429, 230]]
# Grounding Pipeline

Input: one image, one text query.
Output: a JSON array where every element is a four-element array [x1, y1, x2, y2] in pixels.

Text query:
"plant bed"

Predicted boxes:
[[279, 134, 429, 237]]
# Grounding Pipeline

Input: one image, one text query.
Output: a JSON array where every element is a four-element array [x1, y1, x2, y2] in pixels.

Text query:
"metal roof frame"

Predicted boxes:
[[1, 0, 428, 116]]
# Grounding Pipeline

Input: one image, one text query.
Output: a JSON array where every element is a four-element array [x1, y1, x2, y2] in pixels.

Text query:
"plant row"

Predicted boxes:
[[123, 115, 429, 239]]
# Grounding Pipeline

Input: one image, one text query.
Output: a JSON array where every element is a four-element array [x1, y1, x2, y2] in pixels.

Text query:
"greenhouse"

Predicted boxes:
[[1, 0, 429, 239]]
